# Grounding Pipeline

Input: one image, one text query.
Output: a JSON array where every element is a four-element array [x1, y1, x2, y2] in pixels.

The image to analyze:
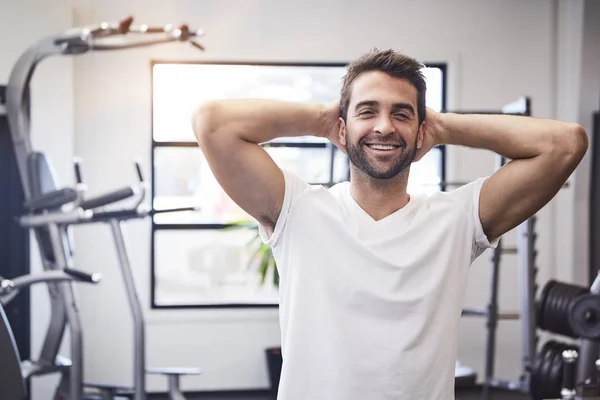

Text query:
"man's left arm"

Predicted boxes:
[[428, 111, 589, 243]]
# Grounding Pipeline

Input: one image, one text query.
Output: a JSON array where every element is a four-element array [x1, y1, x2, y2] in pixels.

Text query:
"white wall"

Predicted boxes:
[[0, 0, 74, 398], [67, 0, 576, 393]]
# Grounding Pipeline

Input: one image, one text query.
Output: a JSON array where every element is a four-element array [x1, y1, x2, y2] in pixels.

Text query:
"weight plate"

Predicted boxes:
[[569, 294, 600, 340], [537, 280, 556, 329], [548, 343, 567, 397], [537, 281, 588, 338], [531, 340, 580, 400], [545, 284, 564, 334], [556, 286, 575, 336], [531, 340, 559, 399]]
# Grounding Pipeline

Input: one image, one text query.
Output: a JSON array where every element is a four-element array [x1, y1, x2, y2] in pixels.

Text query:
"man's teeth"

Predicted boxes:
[[367, 144, 399, 150]]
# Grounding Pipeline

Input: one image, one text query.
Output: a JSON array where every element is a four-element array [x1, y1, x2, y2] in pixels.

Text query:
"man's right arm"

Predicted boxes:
[[191, 99, 338, 233]]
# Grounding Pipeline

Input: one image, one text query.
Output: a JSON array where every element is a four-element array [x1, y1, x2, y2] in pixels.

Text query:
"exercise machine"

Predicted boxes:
[[15, 158, 200, 399], [0, 268, 101, 400], [4, 16, 205, 400]]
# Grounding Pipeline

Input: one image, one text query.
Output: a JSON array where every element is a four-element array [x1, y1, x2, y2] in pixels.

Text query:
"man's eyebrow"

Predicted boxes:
[[354, 101, 416, 115], [354, 100, 379, 110], [391, 103, 416, 115]]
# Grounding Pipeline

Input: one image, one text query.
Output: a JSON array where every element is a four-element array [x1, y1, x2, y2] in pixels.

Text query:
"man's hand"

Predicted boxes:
[[414, 107, 444, 162], [320, 100, 346, 153]]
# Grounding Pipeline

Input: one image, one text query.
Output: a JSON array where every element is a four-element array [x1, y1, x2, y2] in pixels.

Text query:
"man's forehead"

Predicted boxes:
[[351, 72, 417, 101]]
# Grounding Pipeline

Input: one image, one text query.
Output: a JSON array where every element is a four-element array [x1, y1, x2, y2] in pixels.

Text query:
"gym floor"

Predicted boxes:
[[148, 387, 531, 399]]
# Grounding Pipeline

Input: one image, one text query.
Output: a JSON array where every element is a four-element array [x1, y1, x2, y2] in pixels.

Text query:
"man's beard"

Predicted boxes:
[[346, 134, 418, 180]]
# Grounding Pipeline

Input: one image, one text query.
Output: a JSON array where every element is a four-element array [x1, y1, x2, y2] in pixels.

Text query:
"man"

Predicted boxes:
[[191, 49, 588, 399]]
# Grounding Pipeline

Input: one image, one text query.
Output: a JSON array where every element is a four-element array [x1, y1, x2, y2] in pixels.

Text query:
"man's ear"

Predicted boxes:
[[417, 120, 426, 149], [339, 118, 346, 144]]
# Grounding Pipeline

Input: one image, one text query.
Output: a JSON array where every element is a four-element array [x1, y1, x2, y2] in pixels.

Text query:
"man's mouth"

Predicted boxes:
[[364, 143, 402, 151]]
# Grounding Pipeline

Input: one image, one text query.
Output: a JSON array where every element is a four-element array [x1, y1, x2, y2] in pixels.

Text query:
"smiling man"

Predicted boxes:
[[191, 49, 588, 400]]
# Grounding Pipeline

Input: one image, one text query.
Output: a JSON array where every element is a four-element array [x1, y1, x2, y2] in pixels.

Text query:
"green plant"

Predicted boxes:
[[227, 220, 279, 288]]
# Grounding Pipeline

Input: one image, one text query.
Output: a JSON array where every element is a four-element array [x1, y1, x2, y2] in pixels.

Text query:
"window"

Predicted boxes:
[[151, 61, 447, 308]]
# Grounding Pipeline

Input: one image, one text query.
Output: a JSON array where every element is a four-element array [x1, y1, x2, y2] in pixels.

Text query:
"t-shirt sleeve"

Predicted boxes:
[[445, 177, 499, 262], [258, 168, 312, 248]]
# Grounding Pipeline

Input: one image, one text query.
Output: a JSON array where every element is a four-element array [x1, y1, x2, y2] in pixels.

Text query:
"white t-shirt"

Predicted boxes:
[[259, 169, 497, 400]]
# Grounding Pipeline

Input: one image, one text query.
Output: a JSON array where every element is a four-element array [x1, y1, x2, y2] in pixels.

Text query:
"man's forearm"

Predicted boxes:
[[433, 112, 586, 161], [192, 99, 327, 144]]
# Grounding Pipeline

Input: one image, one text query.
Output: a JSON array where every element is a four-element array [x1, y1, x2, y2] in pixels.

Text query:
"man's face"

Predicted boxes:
[[340, 71, 423, 180]]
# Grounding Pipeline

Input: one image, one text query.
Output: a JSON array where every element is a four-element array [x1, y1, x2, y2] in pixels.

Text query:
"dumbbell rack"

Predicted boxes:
[[461, 156, 539, 398]]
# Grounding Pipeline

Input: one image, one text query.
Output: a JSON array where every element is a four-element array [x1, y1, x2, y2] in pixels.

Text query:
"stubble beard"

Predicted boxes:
[[346, 133, 418, 180]]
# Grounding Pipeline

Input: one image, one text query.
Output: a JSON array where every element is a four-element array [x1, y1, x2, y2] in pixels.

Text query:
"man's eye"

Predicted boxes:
[[359, 110, 374, 116]]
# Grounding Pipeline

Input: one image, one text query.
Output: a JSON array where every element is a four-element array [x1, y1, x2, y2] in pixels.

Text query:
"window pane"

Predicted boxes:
[[265, 146, 333, 184], [332, 150, 350, 183], [153, 147, 247, 224], [424, 67, 443, 112], [152, 63, 347, 142], [408, 147, 442, 195], [153, 146, 334, 224], [153, 229, 279, 306]]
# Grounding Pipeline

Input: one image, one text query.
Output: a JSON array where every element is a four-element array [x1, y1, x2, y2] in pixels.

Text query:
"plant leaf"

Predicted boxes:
[[245, 241, 265, 271], [258, 253, 270, 285]]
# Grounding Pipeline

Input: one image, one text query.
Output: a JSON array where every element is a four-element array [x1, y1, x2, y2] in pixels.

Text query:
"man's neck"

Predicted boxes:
[[349, 170, 410, 221]]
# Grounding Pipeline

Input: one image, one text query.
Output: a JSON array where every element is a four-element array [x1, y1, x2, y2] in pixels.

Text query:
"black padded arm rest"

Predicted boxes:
[[64, 268, 100, 283], [24, 188, 78, 212], [80, 187, 135, 210], [90, 209, 138, 221]]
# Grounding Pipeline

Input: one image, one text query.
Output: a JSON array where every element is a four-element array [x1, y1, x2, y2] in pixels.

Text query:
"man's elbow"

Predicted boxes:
[[553, 123, 589, 168], [191, 100, 221, 145], [566, 123, 589, 161]]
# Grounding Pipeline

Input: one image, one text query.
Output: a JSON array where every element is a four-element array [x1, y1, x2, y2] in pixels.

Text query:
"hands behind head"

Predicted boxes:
[[320, 102, 442, 161], [321, 100, 347, 153], [413, 107, 442, 162]]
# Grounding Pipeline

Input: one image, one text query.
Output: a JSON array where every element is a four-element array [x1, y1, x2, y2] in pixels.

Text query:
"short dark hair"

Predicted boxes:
[[340, 49, 427, 125]]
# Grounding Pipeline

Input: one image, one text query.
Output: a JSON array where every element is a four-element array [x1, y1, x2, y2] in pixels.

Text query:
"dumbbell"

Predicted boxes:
[[558, 354, 600, 400], [560, 349, 577, 399]]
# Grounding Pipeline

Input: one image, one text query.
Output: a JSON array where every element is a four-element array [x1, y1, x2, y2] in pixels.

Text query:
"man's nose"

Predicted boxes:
[[374, 115, 394, 136]]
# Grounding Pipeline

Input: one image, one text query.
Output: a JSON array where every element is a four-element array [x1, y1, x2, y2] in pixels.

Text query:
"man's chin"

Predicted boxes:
[[361, 166, 405, 180]]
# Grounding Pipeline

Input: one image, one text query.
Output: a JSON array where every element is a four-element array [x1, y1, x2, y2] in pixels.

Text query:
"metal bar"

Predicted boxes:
[[46, 224, 83, 400], [20, 209, 93, 227], [483, 238, 502, 400], [497, 312, 520, 320], [262, 141, 329, 148], [578, 264, 600, 383], [483, 155, 506, 400], [167, 374, 185, 400], [502, 246, 518, 254], [517, 217, 538, 389], [0, 270, 99, 305], [329, 144, 336, 185], [37, 229, 68, 365], [6, 37, 63, 200], [424, 181, 569, 189], [153, 140, 330, 148], [461, 308, 519, 320], [461, 308, 487, 317], [110, 219, 146, 400]]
